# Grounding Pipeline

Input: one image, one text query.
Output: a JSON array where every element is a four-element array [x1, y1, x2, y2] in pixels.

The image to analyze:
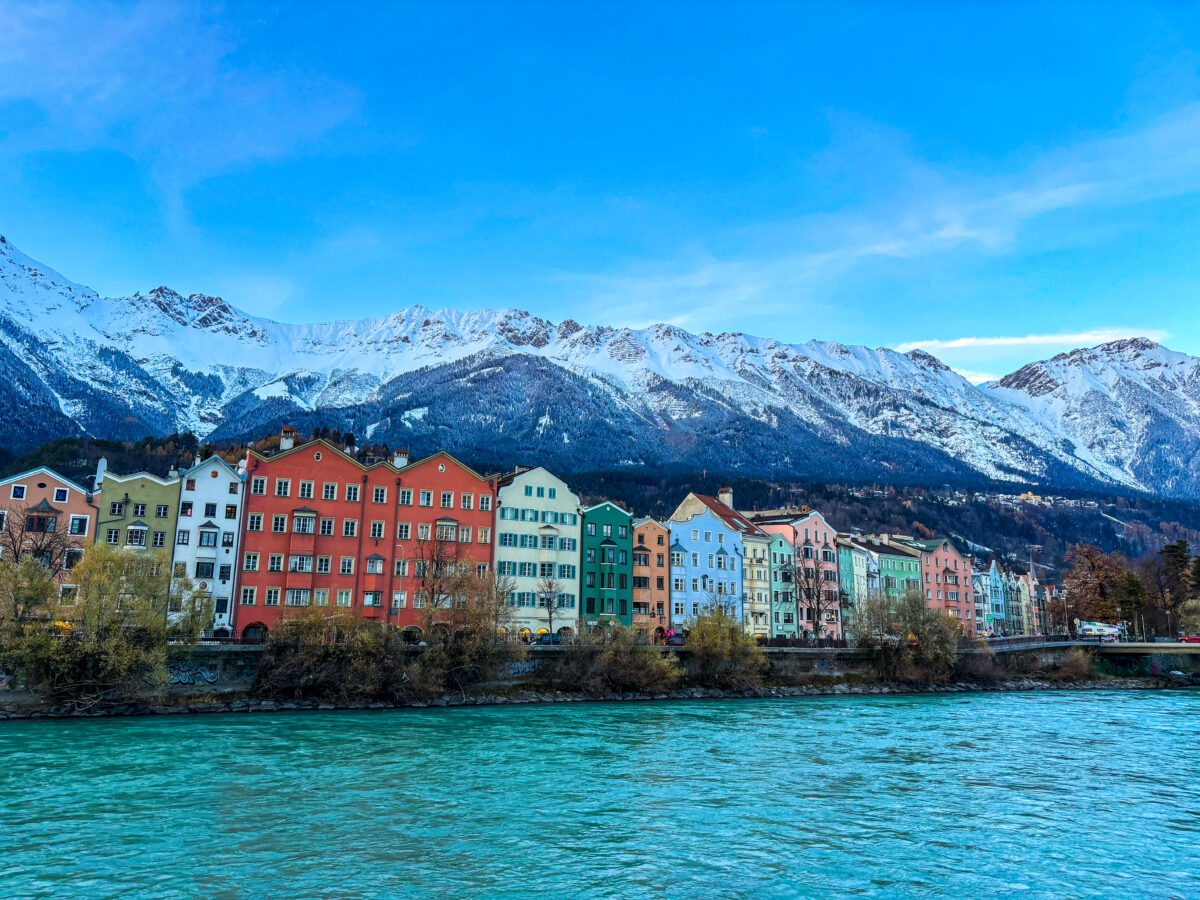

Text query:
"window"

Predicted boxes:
[[314, 589, 329, 606], [586, 523, 597, 537], [394, 559, 409, 577], [299, 480, 314, 499], [399, 488, 413, 506], [244, 552, 260, 572], [319, 517, 334, 536], [272, 514, 287, 533], [240, 587, 256, 605], [436, 522, 456, 542], [366, 557, 384, 574], [373, 486, 387, 504], [558, 564, 576, 580], [559, 537, 577, 552], [251, 476, 266, 495], [195, 561, 215, 579], [316, 556, 331, 574], [419, 490, 432, 507], [370, 521, 385, 539], [224, 504, 237, 520], [265, 588, 281, 607], [286, 589, 310, 607], [275, 479, 291, 497], [340, 557, 355, 575], [479, 495, 492, 511], [176, 530, 190, 546], [110, 501, 125, 517], [345, 484, 360, 502], [343, 519, 358, 537], [153, 531, 166, 548], [392, 591, 407, 609], [459, 526, 472, 543], [199, 530, 218, 547], [524, 485, 533, 497], [293, 515, 314, 535], [155, 504, 168, 518], [268, 554, 283, 573], [289, 555, 313, 573], [363, 591, 382, 607], [460, 493, 473, 510], [417, 523, 431, 540], [53, 487, 70, 503], [203, 502, 217, 518], [397, 522, 411, 540], [126, 528, 146, 547], [10, 485, 27, 500], [68, 515, 89, 536], [337, 590, 352, 607], [323, 482, 337, 501], [478, 527, 491, 544], [441, 491, 454, 508], [247, 513, 263, 532], [180, 501, 193, 517]]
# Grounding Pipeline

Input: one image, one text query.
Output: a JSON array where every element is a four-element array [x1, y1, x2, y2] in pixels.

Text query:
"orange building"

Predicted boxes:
[[632, 518, 671, 641], [0, 466, 99, 599]]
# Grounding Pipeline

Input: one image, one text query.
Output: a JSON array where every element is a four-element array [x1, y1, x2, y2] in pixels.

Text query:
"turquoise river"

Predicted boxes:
[[2, 691, 1198, 898]]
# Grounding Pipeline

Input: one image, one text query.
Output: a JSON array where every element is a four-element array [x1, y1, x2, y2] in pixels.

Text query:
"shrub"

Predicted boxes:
[[683, 609, 767, 690], [551, 626, 681, 694]]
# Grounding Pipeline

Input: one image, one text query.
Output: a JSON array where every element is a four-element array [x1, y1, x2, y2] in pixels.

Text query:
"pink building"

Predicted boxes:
[[749, 508, 843, 638]]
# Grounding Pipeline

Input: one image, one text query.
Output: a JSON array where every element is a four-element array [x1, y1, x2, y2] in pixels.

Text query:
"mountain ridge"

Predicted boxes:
[[1, 234, 1195, 498]]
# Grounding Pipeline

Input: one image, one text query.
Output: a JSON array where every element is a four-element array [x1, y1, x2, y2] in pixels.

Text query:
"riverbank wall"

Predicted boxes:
[[3, 674, 1196, 721]]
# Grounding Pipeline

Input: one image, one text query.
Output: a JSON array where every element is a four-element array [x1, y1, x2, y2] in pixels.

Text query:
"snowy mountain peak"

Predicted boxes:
[[0, 235, 1195, 498]]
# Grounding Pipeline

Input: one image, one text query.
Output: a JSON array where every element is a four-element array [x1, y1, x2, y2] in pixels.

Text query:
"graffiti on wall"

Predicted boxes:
[[168, 662, 220, 685]]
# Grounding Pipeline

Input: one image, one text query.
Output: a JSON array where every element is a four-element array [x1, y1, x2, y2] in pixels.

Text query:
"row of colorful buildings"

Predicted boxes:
[[0, 427, 1054, 642]]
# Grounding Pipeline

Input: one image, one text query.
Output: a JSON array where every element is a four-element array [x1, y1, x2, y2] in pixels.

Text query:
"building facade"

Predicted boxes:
[[0, 467, 96, 598], [493, 466, 581, 640], [767, 532, 797, 638], [93, 463, 180, 556], [755, 510, 844, 638], [668, 489, 757, 631], [632, 518, 671, 640], [173, 456, 245, 635], [237, 436, 497, 641], [580, 502, 634, 630]]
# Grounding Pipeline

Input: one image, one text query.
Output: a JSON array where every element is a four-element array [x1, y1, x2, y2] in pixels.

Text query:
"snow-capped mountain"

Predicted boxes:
[[989, 338, 1200, 500], [0, 234, 1194, 497]]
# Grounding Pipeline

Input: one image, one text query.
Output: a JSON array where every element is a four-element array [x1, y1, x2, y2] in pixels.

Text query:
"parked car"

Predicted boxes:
[[529, 633, 564, 646], [664, 634, 686, 646], [1180, 634, 1200, 644]]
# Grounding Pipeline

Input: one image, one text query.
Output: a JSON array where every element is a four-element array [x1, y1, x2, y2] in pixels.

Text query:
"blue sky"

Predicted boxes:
[[1, 2, 1198, 381]]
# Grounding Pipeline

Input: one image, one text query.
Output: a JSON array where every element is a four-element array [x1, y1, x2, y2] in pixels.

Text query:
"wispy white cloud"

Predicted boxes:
[[565, 103, 1200, 333], [897, 328, 1171, 354]]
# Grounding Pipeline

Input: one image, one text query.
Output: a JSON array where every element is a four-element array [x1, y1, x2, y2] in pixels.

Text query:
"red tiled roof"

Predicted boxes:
[[690, 494, 768, 538]]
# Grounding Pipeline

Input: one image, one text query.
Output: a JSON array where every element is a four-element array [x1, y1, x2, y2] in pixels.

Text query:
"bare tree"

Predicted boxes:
[[409, 528, 477, 641], [794, 556, 839, 639], [0, 506, 81, 581], [536, 575, 568, 639]]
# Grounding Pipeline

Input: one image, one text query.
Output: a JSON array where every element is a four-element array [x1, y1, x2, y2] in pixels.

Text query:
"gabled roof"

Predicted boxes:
[[100, 469, 180, 487], [582, 500, 632, 517], [198, 520, 219, 529], [29, 498, 61, 514], [128, 520, 149, 528], [181, 455, 245, 481], [0, 466, 92, 496]]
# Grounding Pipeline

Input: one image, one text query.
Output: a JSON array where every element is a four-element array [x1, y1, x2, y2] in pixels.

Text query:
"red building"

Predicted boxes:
[[234, 434, 496, 640]]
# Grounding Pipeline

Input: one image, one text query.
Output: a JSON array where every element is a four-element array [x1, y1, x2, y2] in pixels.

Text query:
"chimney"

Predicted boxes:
[[279, 425, 296, 451], [95, 457, 108, 487], [393, 448, 409, 468], [718, 487, 733, 508]]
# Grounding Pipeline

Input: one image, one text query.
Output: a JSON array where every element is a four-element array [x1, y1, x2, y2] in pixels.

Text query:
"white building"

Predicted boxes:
[[172, 455, 246, 635], [493, 466, 582, 640]]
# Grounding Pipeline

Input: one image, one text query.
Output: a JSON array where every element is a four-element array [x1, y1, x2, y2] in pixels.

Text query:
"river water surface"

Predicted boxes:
[[2, 691, 1198, 898]]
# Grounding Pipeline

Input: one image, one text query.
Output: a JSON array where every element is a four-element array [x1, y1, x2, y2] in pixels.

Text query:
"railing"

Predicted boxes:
[[756, 636, 853, 649]]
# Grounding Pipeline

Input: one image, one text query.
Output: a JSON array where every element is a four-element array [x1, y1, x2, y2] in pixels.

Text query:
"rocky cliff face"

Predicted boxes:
[[1, 235, 1194, 496]]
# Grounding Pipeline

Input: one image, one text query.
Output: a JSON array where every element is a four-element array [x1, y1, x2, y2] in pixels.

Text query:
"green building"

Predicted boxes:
[[767, 532, 797, 637], [871, 541, 922, 599], [580, 502, 633, 629], [94, 460, 181, 555]]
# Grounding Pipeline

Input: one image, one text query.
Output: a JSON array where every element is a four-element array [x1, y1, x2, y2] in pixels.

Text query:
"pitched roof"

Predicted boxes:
[[0, 466, 92, 495], [687, 494, 768, 538]]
